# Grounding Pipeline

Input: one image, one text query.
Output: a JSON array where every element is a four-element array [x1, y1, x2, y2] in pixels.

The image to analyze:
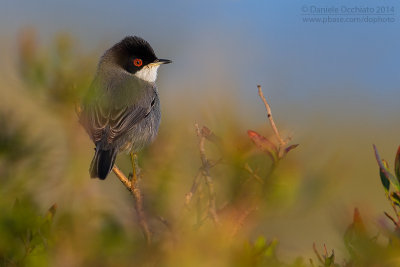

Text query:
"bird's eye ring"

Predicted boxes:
[[133, 58, 143, 67]]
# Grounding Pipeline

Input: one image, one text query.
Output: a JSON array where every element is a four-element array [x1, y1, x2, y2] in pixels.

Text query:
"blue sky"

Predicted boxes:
[[2, 0, 400, 116]]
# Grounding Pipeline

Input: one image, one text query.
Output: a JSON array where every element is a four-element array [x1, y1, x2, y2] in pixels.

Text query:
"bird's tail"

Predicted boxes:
[[89, 146, 118, 180]]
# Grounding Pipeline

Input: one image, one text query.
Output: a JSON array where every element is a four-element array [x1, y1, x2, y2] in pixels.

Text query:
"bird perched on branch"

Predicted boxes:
[[79, 36, 171, 179]]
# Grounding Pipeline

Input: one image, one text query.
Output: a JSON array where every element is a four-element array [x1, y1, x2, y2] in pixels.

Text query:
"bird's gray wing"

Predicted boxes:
[[80, 74, 155, 146]]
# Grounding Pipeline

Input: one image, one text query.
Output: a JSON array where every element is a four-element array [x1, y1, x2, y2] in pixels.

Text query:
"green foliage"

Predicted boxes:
[[395, 146, 400, 184], [17, 29, 94, 107], [374, 145, 400, 212], [0, 113, 36, 163], [0, 199, 56, 266], [232, 237, 283, 267], [374, 145, 400, 192], [380, 159, 391, 196]]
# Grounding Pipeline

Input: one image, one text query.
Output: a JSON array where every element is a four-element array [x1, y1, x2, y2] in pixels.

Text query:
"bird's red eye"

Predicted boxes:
[[133, 58, 143, 67]]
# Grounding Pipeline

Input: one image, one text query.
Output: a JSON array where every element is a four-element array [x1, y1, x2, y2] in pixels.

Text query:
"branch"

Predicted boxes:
[[185, 170, 202, 206], [257, 85, 287, 157], [195, 124, 220, 225], [112, 165, 152, 244], [244, 163, 264, 185], [384, 211, 399, 228], [112, 165, 131, 189], [390, 201, 400, 226]]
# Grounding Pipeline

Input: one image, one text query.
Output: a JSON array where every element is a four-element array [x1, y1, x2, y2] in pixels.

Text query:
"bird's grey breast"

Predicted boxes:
[[124, 84, 161, 152]]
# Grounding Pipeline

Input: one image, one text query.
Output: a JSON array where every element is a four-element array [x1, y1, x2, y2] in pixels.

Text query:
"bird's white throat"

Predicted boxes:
[[134, 65, 160, 83]]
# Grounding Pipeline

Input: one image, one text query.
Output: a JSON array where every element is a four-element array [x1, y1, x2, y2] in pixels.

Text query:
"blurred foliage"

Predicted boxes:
[[17, 28, 94, 107], [1, 29, 400, 266], [0, 198, 56, 267], [0, 113, 37, 168]]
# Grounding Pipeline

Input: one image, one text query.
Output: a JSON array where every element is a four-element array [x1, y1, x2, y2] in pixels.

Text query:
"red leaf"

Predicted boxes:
[[352, 208, 366, 234], [247, 130, 278, 161]]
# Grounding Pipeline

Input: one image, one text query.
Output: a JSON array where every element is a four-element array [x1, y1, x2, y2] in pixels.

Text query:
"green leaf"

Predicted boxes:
[[40, 204, 57, 240], [380, 159, 390, 196], [263, 239, 278, 258], [373, 145, 400, 191], [324, 250, 335, 266], [45, 204, 57, 222], [391, 192, 400, 206], [395, 146, 400, 184], [254, 236, 267, 252], [343, 208, 367, 258]]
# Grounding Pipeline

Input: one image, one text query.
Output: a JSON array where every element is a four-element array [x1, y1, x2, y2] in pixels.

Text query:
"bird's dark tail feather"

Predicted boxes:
[[90, 146, 117, 180]]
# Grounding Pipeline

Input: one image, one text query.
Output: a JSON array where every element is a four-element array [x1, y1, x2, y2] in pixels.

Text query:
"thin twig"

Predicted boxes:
[[131, 181, 152, 245], [185, 170, 202, 206], [112, 165, 152, 244], [244, 163, 264, 185], [384, 211, 400, 228], [195, 124, 220, 225], [323, 244, 328, 257], [257, 85, 285, 146], [390, 202, 400, 225], [204, 175, 219, 225], [257, 85, 287, 157], [312, 243, 324, 264]]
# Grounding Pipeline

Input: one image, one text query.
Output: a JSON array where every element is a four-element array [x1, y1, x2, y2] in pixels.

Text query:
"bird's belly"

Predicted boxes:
[[119, 108, 160, 153]]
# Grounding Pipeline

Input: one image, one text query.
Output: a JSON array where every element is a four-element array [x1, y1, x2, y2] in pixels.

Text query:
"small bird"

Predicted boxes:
[[79, 36, 171, 179]]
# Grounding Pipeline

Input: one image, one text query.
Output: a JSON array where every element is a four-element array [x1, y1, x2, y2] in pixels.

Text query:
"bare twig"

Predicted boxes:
[[112, 165, 152, 244], [131, 181, 152, 244], [185, 170, 202, 206], [384, 211, 400, 228], [204, 175, 219, 225], [185, 159, 221, 207], [244, 163, 264, 185], [390, 202, 400, 225], [257, 85, 285, 146], [312, 242, 324, 264], [257, 85, 288, 157], [195, 124, 220, 225], [323, 243, 328, 257]]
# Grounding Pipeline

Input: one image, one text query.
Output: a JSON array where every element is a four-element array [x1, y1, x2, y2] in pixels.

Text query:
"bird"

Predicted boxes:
[[79, 36, 171, 180]]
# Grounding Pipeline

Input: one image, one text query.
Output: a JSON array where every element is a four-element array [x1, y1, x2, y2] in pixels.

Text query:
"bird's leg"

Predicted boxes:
[[130, 152, 139, 185]]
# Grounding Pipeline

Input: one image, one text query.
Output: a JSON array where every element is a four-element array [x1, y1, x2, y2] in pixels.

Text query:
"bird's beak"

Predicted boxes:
[[149, 58, 172, 66]]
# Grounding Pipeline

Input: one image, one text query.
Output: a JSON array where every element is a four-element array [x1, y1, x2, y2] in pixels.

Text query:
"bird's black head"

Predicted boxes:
[[107, 36, 171, 77]]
